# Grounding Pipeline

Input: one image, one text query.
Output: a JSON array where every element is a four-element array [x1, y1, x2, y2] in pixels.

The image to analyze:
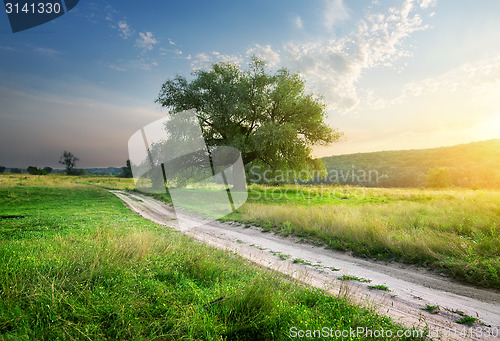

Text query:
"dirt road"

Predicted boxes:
[[112, 190, 500, 340]]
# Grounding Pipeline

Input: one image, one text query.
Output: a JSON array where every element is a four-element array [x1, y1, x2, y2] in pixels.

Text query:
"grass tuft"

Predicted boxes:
[[456, 315, 477, 326], [422, 305, 440, 314], [339, 275, 371, 283], [367, 284, 390, 291]]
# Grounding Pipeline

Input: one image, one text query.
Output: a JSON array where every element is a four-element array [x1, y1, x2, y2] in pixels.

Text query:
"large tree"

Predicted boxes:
[[156, 58, 342, 184]]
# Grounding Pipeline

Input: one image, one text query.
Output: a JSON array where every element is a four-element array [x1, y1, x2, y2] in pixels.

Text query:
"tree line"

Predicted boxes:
[[0, 151, 133, 178]]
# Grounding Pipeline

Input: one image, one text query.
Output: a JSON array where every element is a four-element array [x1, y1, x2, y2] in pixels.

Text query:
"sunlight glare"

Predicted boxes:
[[477, 114, 500, 139]]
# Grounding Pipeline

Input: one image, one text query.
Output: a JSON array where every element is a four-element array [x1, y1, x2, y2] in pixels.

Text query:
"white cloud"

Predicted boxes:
[[191, 52, 243, 71], [272, 0, 435, 113], [396, 56, 500, 103], [419, 0, 437, 9], [353, 56, 500, 129], [323, 0, 350, 30], [0, 45, 17, 52], [158, 45, 192, 60], [131, 59, 159, 71], [191, 53, 212, 70], [212, 51, 244, 64], [117, 20, 133, 39], [103, 6, 134, 39], [187, 0, 436, 113], [295, 15, 303, 29], [33, 47, 61, 57], [135, 32, 158, 52], [246, 44, 281, 68], [109, 64, 126, 72]]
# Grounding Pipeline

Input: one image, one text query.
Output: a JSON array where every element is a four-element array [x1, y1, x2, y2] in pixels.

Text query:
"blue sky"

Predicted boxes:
[[1, 0, 500, 168]]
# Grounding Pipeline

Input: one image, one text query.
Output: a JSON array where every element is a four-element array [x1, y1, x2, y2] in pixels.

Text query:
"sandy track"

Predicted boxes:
[[112, 190, 500, 340]]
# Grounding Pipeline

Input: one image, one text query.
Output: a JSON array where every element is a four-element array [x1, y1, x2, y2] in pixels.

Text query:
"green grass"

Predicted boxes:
[[455, 316, 478, 327], [422, 305, 440, 314], [292, 258, 312, 266], [222, 184, 500, 289], [245, 185, 395, 206], [339, 275, 371, 283], [449, 309, 481, 327], [367, 285, 390, 291], [0, 175, 424, 340], [268, 250, 291, 260], [139, 181, 500, 289]]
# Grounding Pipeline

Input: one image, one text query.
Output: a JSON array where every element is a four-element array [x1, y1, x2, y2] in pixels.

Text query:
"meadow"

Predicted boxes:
[[150, 182, 500, 289], [0, 174, 424, 340], [229, 185, 500, 289]]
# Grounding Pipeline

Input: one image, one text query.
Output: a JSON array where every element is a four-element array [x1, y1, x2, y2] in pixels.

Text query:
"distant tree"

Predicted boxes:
[[11, 168, 22, 174], [121, 160, 133, 178], [0, 166, 5, 173], [425, 167, 451, 188], [27, 166, 41, 175], [27, 166, 47, 175], [59, 151, 80, 175], [43, 167, 53, 174]]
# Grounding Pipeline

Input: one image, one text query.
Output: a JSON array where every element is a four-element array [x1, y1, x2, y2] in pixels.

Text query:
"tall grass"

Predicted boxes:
[[0, 175, 424, 340], [227, 185, 500, 289]]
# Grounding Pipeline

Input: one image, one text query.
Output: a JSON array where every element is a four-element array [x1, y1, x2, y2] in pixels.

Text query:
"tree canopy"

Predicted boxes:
[[59, 151, 79, 175], [121, 160, 133, 178], [27, 166, 47, 175], [156, 59, 342, 178]]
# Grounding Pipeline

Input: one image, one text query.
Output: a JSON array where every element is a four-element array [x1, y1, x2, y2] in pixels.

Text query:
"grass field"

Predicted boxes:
[[0, 174, 424, 340], [229, 185, 500, 289], [149, 182, 500, 289]]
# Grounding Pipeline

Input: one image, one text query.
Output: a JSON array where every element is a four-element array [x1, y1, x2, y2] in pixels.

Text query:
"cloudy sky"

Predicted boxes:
[[1, 0, 499, 168]]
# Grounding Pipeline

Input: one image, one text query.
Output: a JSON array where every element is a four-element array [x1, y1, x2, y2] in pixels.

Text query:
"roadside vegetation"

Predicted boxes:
[[0, 174, 424, 340]]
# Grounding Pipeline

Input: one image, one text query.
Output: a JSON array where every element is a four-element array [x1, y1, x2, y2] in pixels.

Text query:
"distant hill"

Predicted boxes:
[[320, 139, 500, 188]]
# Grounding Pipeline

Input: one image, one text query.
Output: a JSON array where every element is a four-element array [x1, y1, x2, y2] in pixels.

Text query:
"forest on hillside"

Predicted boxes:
[[319, 139, 500, 188]]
